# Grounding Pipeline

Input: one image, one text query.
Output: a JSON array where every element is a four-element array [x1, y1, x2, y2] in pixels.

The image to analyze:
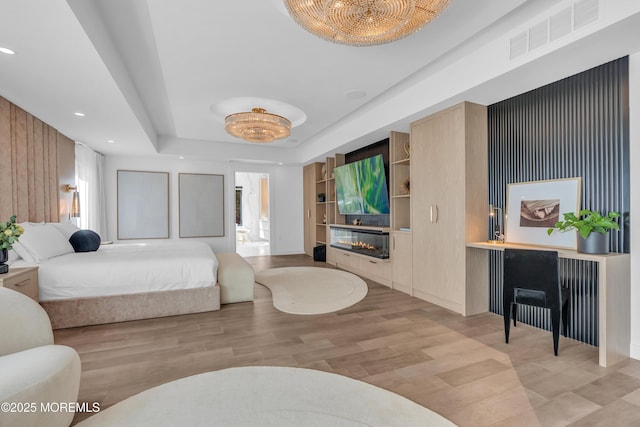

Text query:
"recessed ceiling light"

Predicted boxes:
[[0, 47, 15, 55], [74, 112, 86, 117], [107, 140, 115, 144], [178, 156, 185, 160], [344, 89, 367, 100]]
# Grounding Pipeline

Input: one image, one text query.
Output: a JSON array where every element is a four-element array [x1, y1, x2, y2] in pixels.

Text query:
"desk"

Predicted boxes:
[[467, 241, 630, 367]]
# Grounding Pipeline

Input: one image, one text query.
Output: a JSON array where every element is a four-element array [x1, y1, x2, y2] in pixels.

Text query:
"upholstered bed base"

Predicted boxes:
[[40, 284, 220, 329]]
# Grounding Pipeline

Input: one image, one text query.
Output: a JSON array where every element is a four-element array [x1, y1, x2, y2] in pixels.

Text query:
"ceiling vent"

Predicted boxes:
[[528, 21, 549, 51], [510, 32, 528, 60], [574, 0, 599, 30], [550, 7, 572, 42], [509, 0, 600, 61]]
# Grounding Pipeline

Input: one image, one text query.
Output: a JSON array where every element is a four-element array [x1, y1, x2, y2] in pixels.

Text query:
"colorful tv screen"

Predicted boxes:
[[334, 154, 390, 215]]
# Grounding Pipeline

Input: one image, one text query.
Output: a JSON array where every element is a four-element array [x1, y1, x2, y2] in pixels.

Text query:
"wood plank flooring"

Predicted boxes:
[[55, 255, 640, 426]]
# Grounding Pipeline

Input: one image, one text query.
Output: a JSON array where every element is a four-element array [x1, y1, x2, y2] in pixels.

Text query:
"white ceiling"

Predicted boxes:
[[0, 0, 639, 165]]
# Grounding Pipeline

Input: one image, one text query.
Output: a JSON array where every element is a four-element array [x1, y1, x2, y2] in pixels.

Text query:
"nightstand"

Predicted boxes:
[[0, 267, 39, 301]]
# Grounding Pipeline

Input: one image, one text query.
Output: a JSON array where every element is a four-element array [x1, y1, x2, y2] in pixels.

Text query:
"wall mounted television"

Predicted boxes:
[[334, 154, 390, 215]]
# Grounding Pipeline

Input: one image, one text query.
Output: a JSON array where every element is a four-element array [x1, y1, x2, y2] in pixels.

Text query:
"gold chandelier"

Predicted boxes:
[[225, 108, 292, 143], [284, 0, 451, 46]]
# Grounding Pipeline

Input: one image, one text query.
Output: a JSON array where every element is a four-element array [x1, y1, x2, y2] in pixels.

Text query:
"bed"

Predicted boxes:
[[10, 223, 220, 329]]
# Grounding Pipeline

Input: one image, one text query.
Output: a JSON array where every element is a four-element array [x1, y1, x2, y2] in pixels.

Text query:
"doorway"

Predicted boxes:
[[235, 172, 270, 257]]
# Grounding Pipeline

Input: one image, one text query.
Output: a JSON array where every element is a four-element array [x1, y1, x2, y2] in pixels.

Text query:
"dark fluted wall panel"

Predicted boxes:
[[487, 57, 629, 346]]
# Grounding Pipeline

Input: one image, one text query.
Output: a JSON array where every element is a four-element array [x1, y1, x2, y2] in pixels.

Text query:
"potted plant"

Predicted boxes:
[[547, 209, 620, 254], [0, 215, 24, 274]]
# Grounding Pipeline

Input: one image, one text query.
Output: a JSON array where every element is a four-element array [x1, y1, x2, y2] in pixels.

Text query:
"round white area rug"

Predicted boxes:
[[255, 267, 368, 315], [77, 366, 456, 427]]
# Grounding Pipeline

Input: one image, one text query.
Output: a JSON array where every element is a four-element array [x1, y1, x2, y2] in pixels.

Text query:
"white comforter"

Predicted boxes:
[[14, 241, 218, 302]]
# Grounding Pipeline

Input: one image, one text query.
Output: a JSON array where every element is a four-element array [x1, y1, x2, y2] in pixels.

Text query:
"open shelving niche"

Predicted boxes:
[[390, 131, 411, 232]]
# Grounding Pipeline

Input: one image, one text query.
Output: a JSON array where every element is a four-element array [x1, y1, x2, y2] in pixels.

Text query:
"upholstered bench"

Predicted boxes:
[[216, 253, 255, 304]]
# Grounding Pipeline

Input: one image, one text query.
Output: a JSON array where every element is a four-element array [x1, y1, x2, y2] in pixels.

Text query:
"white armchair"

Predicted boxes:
[[0, 287, 81, 427]]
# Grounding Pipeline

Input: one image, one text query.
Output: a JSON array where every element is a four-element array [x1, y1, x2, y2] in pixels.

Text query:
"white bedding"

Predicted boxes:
[[13, 241, 218, 302]]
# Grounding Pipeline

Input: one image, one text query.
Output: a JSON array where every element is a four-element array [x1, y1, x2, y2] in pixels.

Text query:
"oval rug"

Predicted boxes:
[[77, 366, 457, 427], [255, 267, 368, 315]]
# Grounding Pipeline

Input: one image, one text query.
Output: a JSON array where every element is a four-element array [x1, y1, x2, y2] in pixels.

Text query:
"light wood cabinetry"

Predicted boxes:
[[0, 267, 39, 301], [334, 248, 391, 287], [303, 162, 321, 256], [390, 131, 411, 232], [411, 102, 488, 316], [391, 231, 412, 295], [389, 131, 412, 294]]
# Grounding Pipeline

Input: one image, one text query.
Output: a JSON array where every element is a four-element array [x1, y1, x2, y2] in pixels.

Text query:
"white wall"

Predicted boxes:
[[103, 155, 303, 255], [629, 52, 640, 358]]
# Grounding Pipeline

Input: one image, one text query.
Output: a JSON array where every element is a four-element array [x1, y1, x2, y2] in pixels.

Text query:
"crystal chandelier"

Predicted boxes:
[[284, 0, 451, 46], [225, 108, 292, 143]]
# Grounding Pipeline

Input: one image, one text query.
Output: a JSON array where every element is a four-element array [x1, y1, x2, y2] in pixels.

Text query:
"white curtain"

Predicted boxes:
[[75, 144, 107, 238]]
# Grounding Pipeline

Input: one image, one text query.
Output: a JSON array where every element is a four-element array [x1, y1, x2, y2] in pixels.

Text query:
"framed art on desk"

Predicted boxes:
[[505, 178, 581, 249]]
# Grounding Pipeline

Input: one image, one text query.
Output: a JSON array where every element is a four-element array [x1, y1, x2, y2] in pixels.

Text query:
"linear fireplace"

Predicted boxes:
[[330, 225, 389, 259]]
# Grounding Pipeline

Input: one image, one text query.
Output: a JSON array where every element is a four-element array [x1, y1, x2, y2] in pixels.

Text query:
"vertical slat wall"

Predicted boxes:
[[487, 57, 630, 347], [0, 95, 69, 223]]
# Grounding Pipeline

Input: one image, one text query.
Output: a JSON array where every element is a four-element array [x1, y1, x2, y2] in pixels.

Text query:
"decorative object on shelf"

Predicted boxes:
[[403, 142, 411, 159], [321, 163, 327, 180], [225, 108, 291, 143], [352, 218, 361, 226], [400, 178, 410, 195], [505, 178, 581, 249], [317, 192, 326, 202], [0, 215, 24, 274], [323, 213, 327, 224], [488, 204, 504, 243], [284, 0, 451, 46], [547, 209, 620, 254]]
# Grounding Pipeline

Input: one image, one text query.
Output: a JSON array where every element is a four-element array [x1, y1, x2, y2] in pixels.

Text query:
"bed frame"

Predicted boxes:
[[40, 283, 220, 329]]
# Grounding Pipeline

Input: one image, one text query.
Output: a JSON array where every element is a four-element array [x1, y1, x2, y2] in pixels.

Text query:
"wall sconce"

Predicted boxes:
[[64, 185, 80, 218], [489, 204, 505, 243]]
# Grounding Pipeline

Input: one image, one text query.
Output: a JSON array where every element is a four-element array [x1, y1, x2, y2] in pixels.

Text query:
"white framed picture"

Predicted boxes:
[[505, 178, 581, 249]]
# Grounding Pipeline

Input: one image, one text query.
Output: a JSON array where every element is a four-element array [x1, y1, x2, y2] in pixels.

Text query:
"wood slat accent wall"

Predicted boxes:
[[486, 56, 630, 346], [0, 96, 75, 223]]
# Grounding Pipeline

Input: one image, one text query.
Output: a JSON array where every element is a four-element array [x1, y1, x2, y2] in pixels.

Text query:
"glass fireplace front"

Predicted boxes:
[[330, 226, 389, 259]]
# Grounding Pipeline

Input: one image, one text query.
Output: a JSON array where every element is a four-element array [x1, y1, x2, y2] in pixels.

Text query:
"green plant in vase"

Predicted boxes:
[[547, 209, 620, 254], [0, 215, 24, 274]]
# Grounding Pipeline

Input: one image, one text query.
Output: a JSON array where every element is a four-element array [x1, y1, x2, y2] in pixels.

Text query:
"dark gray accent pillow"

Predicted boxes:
[[69, 230, 101, 252]]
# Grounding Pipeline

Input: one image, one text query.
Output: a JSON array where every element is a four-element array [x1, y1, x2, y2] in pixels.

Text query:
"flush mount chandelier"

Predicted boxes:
[[284, 0, 451, 46], [225, 108, 292, 143]]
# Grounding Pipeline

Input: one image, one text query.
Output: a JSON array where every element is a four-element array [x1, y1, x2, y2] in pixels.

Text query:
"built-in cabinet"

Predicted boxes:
[[303, 106, 487, 317], [303, 162, 321, 256], [410, 102, 488, 316], [389, 131, 412, 294]]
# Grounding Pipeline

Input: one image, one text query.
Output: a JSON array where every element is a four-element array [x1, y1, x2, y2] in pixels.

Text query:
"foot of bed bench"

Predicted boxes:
[[216, 253, 255, 304]]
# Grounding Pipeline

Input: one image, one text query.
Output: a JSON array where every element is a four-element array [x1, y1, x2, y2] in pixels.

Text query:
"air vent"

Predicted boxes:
[[529, 21, 549, 51], [510, 0, 600, 61], [510, 32, 528, 60], [550, 7, 572, 41], [574, 0, 599, 30]]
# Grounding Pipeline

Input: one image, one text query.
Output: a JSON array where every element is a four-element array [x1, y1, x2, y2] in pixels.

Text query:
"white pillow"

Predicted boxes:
[[50, 222, 81, 240], [12, 242, 35, 263], [6, 249, 20, 265], [16, 223, 74, 263]]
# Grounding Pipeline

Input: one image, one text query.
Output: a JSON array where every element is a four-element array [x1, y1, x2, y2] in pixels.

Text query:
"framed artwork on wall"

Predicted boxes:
[[179, 173, 225, 238], [505, 177, 581, 249], [117, 170, 170, 239]]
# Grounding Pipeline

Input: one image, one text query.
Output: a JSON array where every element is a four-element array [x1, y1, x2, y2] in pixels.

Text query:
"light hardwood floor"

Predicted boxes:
[[55, 255, 640, 426]]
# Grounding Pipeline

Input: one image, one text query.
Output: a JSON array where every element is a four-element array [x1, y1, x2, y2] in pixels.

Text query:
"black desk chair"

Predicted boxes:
[[503, 248, 569, 356]]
